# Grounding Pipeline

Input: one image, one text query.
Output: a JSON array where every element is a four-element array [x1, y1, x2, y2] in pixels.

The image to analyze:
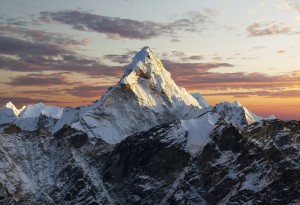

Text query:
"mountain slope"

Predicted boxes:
[[1, 118, 299, 204], [102, 119, 300, 205]]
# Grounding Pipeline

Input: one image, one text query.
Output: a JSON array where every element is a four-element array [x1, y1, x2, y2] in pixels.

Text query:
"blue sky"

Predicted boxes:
[[0, 0, 300, 119]]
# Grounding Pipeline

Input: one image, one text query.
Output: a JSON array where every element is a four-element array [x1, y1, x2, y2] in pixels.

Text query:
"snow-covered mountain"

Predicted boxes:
[[212, 100, 275, 128], [1, 48, 273, 143], [56, 47, 202, 144], [0, 102, 63, 133], [19, 103, 63, 119], [0, 46, 297, 205]]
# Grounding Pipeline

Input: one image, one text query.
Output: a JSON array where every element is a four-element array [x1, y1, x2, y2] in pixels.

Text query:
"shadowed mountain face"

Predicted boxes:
[[1, 119, 300, 204]]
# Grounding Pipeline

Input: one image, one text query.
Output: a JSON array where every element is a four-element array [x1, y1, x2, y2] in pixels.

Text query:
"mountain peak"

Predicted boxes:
[[4, 101, 16, 109], [120, 46, 164, 86], [131, 46, 156, 64], [2, 101, 24, 116]]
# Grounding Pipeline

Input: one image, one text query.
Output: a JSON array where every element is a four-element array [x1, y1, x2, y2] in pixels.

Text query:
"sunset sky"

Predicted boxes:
[[0, 0, 300, 120]]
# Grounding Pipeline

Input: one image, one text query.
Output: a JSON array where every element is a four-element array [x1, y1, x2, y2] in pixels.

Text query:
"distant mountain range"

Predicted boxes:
[[0, 47, 298, 205]]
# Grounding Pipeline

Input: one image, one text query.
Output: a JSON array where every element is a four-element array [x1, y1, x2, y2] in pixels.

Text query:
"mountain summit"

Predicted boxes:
[[118, 46, 202, 118], [0, 102, 25, 131], [59, 46, 202, 143]]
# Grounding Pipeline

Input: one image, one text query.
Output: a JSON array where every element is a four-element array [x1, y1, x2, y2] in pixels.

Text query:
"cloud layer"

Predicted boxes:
[[40, 10, 209, 40], [247, 22, 291, 37]]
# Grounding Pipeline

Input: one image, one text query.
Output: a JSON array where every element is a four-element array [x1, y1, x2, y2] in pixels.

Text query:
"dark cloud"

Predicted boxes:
[[161, 58, 300, 91], [6, 73, 70, 87], [162, 59, 234, 74], [0, 39, 123, 77], [189, 55, 204, 61], [63, 85, 110, 98], [0, 25, 89, 46], [0, 55, 123, 77], [162, 51, 205, 62], [247, 22, 291, 37], [173, 70, 300, 91], [40, 10, 210, 40], [103, 50, 136, 64], [277, 50, 285, 54], [0, 35, 67, 56], [203, 89, 300, 98], [0, 25, 124, 77]]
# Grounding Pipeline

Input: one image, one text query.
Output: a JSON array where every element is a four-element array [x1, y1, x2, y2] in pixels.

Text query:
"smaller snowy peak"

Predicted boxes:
[[19, 103, 63, 119], [232, 100, 242, 107], [191, 93, 210, 108], [0, 102, 20, 126], [2, 101, 24, 116], [4, 101, 16, 109], [213, 101, 275, 127]]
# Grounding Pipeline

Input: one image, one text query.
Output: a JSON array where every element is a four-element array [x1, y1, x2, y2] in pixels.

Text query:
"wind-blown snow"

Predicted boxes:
[[181, 112, 219, 156], [191, 93, 210, 108]]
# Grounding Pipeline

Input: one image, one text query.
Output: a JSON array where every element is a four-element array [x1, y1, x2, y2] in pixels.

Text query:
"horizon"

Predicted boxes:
[[1, 0, 300, 120]]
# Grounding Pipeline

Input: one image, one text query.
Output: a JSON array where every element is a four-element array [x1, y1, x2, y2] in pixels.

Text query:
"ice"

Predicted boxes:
[[181, 112, 219, 156]]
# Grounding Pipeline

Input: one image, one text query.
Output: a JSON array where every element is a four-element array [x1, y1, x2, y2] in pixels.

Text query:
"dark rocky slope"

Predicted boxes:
[[0, 119, 300, 204]]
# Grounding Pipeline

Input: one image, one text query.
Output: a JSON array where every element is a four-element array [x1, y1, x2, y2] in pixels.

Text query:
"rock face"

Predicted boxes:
[[0, 126, 114, 205], [1, 119, 299, 204], [101, 119, 300, 204]]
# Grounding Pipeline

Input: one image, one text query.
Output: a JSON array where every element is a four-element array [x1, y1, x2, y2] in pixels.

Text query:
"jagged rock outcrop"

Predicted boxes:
[[102, 119, 300, 204], [1, 113, 299, 204]]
